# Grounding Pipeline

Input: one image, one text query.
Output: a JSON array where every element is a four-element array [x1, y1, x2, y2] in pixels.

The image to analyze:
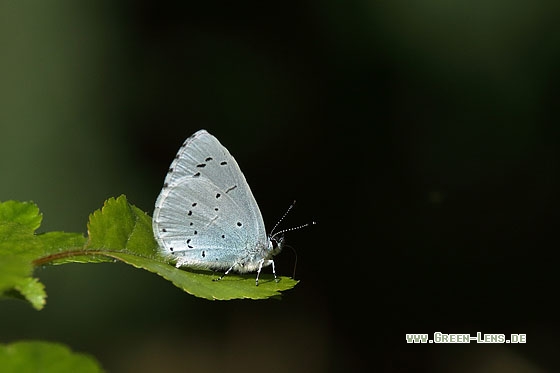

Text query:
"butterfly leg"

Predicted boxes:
[[213, 263, 236, 282], [255, 259, 277, 286]]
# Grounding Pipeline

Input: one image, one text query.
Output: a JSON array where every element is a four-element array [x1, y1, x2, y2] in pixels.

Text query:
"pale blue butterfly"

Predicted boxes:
[[153, 130, 284, 285]]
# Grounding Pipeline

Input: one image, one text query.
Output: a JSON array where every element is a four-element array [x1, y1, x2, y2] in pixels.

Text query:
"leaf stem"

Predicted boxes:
[[32, 249, 115, 266]]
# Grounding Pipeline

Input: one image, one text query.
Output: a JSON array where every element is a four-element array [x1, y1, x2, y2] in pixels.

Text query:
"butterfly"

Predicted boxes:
[[152, 130, 284, 285]]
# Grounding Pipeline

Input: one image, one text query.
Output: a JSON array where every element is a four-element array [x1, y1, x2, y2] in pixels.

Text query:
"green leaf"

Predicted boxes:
[[0, 255, 45, 309], [86, 195, 156, 259], [83, 196, 299, 300], [0, 341, 104, 373], [112, 252, 298, 300], [0, 200, 85, 309], [1, 196, 298, 308]]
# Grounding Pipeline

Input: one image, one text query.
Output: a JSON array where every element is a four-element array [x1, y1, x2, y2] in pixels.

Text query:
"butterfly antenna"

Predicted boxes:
[[270, 200, 297, 236], [269, 201, 316, 279], [271, 221, 317, 239]]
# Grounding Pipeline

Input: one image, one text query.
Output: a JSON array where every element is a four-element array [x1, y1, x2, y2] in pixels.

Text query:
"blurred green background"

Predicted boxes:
[[1, 1, 560, 372]]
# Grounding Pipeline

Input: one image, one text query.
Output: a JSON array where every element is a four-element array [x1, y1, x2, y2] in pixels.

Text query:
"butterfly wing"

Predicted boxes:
[[153, 130, 268, 270]]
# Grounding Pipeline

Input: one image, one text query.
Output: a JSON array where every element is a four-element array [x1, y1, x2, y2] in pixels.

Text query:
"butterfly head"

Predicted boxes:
[[268, 233, 284, 256]]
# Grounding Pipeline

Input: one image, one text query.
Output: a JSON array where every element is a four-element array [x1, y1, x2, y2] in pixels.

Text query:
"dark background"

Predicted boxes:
[[1, 1, 559, 372]]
